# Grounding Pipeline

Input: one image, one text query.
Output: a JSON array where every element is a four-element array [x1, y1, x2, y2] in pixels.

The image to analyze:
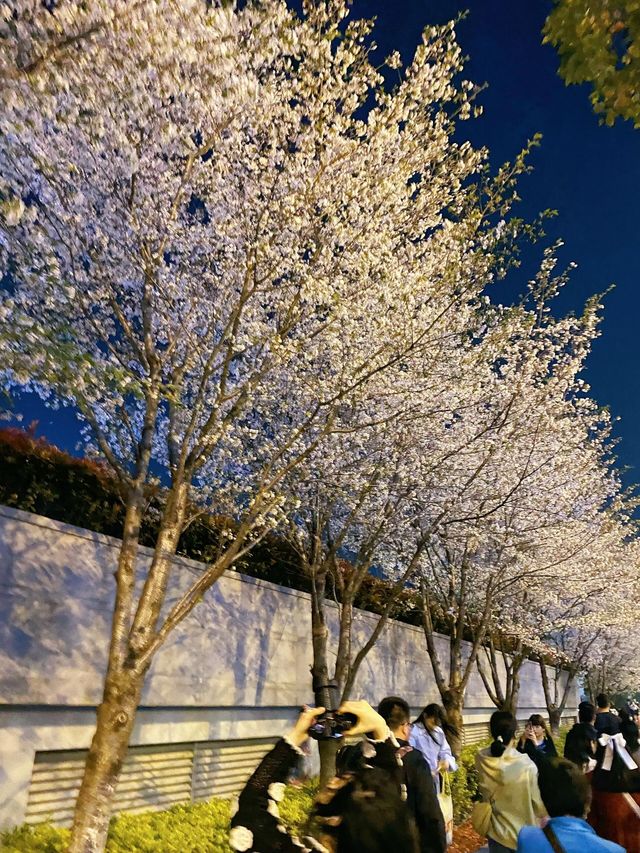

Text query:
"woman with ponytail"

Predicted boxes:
[[474, 711, 546, 853]]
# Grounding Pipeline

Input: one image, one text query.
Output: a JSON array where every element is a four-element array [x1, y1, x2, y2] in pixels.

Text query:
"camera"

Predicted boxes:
[[308, 680, 357, 740]]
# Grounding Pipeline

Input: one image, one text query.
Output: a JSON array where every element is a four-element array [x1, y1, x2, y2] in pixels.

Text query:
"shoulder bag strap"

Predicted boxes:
[[542, 823, 566, 853]]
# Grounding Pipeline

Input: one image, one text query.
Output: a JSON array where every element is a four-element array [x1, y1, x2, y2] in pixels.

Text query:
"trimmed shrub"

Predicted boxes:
[[106, 799, 233, 852], [0, 822, 70, 852], [451, 738, 490, 824], [0, 427, 126, 539], [279, 779, 318, 835], [0, 785, 315, 853], [553, 725, 569, 757]]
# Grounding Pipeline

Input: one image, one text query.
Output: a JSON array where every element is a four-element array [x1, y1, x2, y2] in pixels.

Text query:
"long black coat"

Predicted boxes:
[[337, 738, 447, 853]]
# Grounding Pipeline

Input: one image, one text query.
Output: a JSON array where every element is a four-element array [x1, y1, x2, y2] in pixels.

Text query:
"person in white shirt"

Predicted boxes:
[[409, 703, 458, 787]]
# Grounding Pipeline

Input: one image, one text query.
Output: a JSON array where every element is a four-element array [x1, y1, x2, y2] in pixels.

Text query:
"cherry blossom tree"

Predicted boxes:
[[475, 496, 640, 730], [274, 123, 555, 774], [279, 184, 546, 774], [480, 528, 629, 727], [0, 1, 489, 847], [281, 320, 508, 778], [541, 533, 640, 726], [584, 625, 640, 701], [415, 256, 620, 751]]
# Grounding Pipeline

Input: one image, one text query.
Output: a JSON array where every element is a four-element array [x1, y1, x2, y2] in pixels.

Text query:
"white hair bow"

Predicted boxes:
[[598, 732, 638, 771]]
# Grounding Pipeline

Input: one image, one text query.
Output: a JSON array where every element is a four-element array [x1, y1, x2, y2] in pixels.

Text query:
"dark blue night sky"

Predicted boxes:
[[9, 1, 640, 489], [354, 0, 640, 489]]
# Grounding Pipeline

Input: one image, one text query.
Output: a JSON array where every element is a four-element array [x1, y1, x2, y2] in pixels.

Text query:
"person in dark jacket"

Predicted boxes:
[[594, 693, 621, 736], [230, 701, 419, 853], [618, 707, 640, 760], [337, 696, 447, 853], [564, 702, 598, 771], [517, 714, 558, 768]]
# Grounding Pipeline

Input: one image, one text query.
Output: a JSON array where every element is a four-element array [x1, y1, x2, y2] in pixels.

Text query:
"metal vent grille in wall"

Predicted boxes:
[[25, 736, 277, 826]]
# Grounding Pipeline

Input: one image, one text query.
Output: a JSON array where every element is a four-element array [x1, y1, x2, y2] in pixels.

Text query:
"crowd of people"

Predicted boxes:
[[228, 692, 640, 853]]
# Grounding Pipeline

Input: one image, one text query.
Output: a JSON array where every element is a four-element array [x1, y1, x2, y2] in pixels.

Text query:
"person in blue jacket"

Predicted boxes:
[[517, 758, 625, 853]]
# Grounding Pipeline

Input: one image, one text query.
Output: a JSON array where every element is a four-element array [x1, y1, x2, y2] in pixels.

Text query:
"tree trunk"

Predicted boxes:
[[539, 658, 576, 735], [441, 688, 464, 757], [68, 667, 144, 852], [68, 481, 187, 852], [310, 563, 339, 785], [549, 706, 562, 735], [318, 738, 340, 788], [334, 598, 352, 698], [476, 641, 504, 710], [507, 665, 522, 716], [310, 565, 330, 694]]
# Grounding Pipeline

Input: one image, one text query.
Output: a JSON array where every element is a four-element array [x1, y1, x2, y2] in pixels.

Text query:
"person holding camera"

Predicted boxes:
[[229, 700, 420, 853], [516, 715, 557, 769]]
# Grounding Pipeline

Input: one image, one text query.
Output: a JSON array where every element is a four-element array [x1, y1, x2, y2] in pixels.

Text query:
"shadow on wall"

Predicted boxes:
[[0, 506, 573, 714], [0, 520, 113, 705], [0, 508, 311, 709]]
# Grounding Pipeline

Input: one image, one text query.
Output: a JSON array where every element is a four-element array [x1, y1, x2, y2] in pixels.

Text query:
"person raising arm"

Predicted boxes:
[[230, 701, 419, 853]]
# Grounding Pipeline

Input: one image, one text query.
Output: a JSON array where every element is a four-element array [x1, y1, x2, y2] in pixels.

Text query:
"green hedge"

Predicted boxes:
[[0, 783, 315, 853], [554, 726, 569, 758], [450, 738, 491, 824]]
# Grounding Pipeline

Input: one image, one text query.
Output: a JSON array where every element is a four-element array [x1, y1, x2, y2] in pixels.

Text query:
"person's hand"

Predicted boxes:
[[338, 700, 388, 741], [437, 758, 449, 774], [287, 706, 325, 748]]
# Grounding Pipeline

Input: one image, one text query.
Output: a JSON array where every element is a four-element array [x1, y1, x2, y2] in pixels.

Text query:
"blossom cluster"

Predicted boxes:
[[0, 0, 636, 711]]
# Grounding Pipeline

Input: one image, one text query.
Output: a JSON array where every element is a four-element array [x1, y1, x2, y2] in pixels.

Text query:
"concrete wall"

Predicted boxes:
[[0, 505, 578, 829]]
